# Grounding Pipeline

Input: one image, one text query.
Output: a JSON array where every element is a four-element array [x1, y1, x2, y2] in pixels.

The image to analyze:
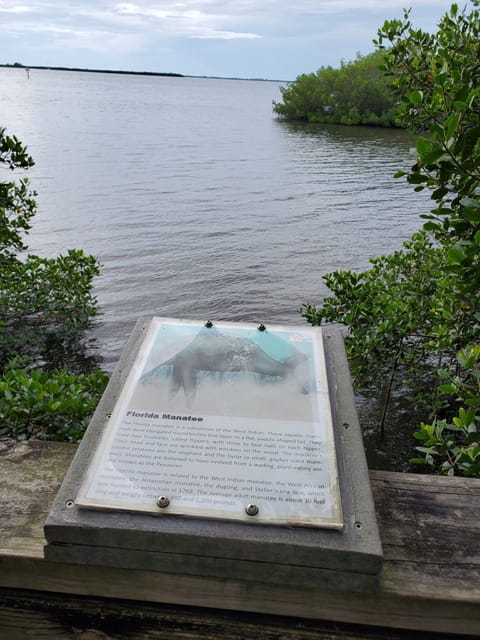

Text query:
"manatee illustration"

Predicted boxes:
[[141, 326, 310, 405]]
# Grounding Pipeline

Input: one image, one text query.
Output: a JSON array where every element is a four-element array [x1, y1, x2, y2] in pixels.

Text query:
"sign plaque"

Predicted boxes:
[[44, 318, 383, 590], [76, 318, 343, 529]]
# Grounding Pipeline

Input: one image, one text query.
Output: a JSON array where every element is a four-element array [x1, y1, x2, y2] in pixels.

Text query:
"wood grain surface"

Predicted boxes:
[[1, 439, 479, 638]]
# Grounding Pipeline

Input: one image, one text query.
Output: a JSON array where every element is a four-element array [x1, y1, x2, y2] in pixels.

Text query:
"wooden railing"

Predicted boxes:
[[1, 438, 479, 639]]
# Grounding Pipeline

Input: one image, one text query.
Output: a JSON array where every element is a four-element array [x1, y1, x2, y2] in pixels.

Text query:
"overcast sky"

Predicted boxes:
[[0, 1, 458, 80]]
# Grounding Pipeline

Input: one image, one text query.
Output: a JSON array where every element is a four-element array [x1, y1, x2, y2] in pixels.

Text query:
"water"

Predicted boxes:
[[1, 68, 429, 469], [1, 68, 427, 369]]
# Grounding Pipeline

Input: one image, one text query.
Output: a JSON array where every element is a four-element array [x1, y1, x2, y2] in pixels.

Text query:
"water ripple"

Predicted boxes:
[[1, 70, 429, 369]]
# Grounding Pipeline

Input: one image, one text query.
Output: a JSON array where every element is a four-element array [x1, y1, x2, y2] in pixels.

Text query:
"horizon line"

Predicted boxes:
[[0, 62, 289, 83]]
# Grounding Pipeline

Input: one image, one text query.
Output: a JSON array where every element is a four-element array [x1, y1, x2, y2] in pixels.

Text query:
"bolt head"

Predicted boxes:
[[157, 496, 170, 508], [245, 503, 259, 516]]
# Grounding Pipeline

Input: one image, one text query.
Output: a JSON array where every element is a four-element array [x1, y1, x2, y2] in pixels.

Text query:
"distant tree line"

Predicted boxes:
[[1, 62, 183, 78], [273, 51, 397, 127]]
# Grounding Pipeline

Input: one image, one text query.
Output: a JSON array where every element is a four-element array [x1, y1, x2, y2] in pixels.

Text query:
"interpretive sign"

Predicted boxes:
[[45, 318, 383, 589], [76, 317, 343, 529]]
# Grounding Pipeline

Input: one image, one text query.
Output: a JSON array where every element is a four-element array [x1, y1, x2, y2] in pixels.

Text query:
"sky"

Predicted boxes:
[[0, 0, 460, 80]]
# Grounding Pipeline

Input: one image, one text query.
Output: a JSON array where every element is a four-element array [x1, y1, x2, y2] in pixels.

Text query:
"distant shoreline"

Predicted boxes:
[[0, 63, 183, 78], [0, 63, 285, 82]]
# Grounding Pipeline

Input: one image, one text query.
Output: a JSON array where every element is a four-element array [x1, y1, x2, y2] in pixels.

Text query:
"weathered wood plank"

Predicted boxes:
[[370, 470, 480, 569], [0, 438, 73, 557], [1, 439, 479, 637], [0, 588, 447, 640]]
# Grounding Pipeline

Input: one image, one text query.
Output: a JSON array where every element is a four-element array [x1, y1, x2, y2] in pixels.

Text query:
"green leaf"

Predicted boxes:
[[462, 209, 480, 222], [422, 221, 442, 232], [447, 246, 466, 264], [455, 125, 480, 158], [407, 172, 429, 184], [416, 137, 432, 155], [445, 112, 461, 141], [434, 72, 448, 88], [410, 457, 428, 465], [432, 188, 450, 201], [423, 149, 445, 165], [416, 446, 438, 455], [460, 197, 480, 208], [407, 90, 423, 104], [438, 384, 457, 394]]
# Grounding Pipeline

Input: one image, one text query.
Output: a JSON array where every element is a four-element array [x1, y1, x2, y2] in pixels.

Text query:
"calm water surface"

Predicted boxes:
[[1, 68, 427, 369]]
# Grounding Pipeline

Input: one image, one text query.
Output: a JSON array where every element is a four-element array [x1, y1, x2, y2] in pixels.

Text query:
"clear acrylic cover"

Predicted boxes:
[[76, 318, 343, 529]]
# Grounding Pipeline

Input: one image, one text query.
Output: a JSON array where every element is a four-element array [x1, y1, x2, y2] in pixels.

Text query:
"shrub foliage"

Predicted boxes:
[[0, 127, 108, 442], [273, 51, 397, 126], [303, 2, 480, 476]]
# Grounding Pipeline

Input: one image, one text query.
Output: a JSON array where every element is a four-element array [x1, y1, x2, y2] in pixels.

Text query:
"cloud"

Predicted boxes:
[[110, 2, 262, 39], [0, 2, 31, 12], [191, 31, 261, 40], [0, 0, 457, 78], [0, 1, 453, 43]]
